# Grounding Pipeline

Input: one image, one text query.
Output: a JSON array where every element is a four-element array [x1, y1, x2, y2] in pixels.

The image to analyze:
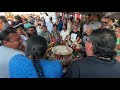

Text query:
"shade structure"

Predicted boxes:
[[79, 12, 120, 20], [110, 12, 120, 20], [80, 12, 106, 16]]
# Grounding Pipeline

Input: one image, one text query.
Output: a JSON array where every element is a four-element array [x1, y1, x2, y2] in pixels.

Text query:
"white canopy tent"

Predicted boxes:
[[0, 12, 5, 16], [80, 12, 120, 19]]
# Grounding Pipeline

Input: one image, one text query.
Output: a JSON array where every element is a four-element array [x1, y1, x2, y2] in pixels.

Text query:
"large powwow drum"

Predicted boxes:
[[51, 45, 73, 66]]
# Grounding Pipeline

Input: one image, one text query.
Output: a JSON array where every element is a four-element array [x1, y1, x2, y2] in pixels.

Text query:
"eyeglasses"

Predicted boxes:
[[114, 31, 120, 34], [43, 28, 47, 30], [86, 37, 91, 42], [74, 28, 77, 29], [8, 37, 22, 43]]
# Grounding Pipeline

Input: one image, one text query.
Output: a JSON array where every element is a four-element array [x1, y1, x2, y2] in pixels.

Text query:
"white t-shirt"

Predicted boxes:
[[60, 30, 69, 40], [71, 33, 77, 42], [20, 35, 28, 47], [46, 22, 53, 33], [36, 26, 43, 35], [0, 46, 26, 78], [8, 21, 12, 25]]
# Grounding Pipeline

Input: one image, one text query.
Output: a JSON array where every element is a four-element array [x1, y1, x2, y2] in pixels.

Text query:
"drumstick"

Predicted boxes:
[[66, 46, 71, 53], [66, 46, 74, 61], [46, 47, 53, 52], [48, 49, 57, 60], [48, 36, 60, 46], [47, 42, 54, 46], [48, 53, 54, 60], [71, 53, 75, 58]]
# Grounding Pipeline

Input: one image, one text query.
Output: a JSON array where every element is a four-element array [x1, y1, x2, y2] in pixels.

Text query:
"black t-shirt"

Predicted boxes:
[[63, 56, 120, 78], [69, 31, 81, 42]]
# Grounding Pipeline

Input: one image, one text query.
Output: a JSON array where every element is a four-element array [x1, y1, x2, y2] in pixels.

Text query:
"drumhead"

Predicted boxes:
[[52, 45, 73, 55]]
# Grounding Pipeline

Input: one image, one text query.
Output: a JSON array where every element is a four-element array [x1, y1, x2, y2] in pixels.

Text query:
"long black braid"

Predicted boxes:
[[31, 60, 41, 78], [31, 48, 45, 78], [26, 35, 47, 78], [36, 60, 45, 78]]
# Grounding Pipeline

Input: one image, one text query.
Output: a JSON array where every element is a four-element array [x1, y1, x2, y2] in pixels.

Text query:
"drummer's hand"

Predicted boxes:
[[72, 44, 76, 48], [54, 39, 57, 43], [77, 39, 82, 44], [67, 35, 70, 40], [63, 40, 66, 45]]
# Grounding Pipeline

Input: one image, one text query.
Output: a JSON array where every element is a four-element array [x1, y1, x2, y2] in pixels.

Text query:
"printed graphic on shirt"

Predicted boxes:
[[71, 33, 77, 42]]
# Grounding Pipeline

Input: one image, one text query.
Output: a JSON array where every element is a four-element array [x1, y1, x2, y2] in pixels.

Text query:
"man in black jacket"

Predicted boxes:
[[64, 28, 120, 78]]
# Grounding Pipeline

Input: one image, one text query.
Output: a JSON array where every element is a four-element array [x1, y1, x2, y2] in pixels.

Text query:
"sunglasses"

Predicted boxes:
[[74, 28, 77, 29], [29, 29, 34, 31]]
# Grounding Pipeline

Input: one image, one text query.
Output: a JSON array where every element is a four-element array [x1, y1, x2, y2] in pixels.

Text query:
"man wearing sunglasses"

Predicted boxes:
[[67, 25, 81, 48]]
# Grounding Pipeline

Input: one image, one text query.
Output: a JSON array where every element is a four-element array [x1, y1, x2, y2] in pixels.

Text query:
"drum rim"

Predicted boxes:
[[52, 45, 73, 55]]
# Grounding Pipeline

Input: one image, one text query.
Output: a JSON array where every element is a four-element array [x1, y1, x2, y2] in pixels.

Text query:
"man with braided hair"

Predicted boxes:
[[9, 35, 63, 78]]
